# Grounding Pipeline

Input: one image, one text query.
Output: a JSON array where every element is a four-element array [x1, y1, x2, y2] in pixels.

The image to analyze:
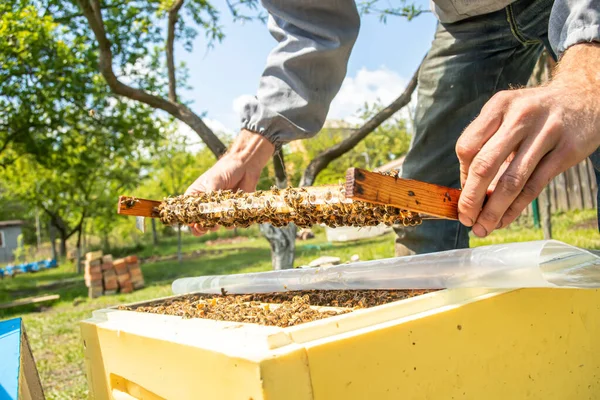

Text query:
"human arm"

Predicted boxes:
[[455, 0, 600, 238], [186, 1, 360, 235]]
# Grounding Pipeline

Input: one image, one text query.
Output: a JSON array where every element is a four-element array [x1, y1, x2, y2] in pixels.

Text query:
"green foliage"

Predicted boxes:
[[358, 0, 429, 22], [0, 2, 93, 166], [137, 126, 217, 200], [12, 233, 26, 262], [0, 94, 163, 249]]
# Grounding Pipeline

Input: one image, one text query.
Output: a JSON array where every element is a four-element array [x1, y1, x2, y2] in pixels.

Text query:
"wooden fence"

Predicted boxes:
[[521, 158, 598, 216]]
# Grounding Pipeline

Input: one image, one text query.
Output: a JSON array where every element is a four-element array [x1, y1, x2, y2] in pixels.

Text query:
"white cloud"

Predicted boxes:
[[175, 118, 236, 154], [328, 66, 411, 125], [175, 121, 203, 154], [204, 118, 235, 136]]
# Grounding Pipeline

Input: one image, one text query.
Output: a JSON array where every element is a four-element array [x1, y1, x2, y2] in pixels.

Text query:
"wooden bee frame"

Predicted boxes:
[[117, 168, 461, 229]]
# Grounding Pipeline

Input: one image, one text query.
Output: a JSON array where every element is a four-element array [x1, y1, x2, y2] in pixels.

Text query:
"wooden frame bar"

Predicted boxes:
[[344, 168, 460, 220], [117, 196, 161, 218]]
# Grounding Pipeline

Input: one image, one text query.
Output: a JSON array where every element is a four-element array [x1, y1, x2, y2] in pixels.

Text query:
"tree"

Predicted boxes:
[[72, 0, 226, 155], [0, 91, 161, 270], [0, 2, 94, 166]]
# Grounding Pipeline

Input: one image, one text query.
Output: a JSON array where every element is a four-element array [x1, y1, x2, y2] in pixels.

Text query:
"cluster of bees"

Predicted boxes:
[[124, 293, 349, 327], [123, 290, 435, 327], [157, 184, 423, 229]]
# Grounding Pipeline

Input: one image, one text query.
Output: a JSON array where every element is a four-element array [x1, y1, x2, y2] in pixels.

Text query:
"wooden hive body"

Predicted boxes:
[[81, 287, 600, 400]]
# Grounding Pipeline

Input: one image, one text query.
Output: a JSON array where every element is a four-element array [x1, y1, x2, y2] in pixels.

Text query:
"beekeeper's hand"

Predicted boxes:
[[185, 129, 274, 236], [456, 43, 600, 238]]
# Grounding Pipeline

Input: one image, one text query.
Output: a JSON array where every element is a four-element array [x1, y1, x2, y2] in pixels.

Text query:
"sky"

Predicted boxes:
[[175, 1, 438, 146]]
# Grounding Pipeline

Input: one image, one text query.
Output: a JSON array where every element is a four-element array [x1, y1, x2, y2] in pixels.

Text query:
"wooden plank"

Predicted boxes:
[[117, 196, 162, 218], [0, 294, 60, 309], [568, 166, 584, 210], [587, 158, 598, 190], [556, 172, 570, 211], [549, 179, 558, 213], [579, 161, 594, 210], [587, 158, 598, 209], [19, 321, 45, 400], [344, 168, 461, 220], [585, 158, 597, 209]]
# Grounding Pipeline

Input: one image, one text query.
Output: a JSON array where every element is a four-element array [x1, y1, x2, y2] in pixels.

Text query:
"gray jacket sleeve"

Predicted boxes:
[[549, 0, 600, 57], [239, 0, 360, 150]]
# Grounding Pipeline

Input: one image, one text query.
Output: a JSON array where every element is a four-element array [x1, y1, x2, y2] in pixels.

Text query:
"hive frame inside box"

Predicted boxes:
[[80, 287, 600, 400]]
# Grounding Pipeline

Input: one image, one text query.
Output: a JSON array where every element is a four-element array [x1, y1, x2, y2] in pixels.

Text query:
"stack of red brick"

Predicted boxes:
[[84, 251, 145, 298]]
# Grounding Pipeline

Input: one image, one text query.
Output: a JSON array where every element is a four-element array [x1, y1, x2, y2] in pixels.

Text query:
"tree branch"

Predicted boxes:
[[167, 0, 184, 102], [75, 0, 227, 157], [39, 204, 68, 236], [299, 60, 422, 187], [53, 1, 129, 24], [0, 131, 18, 156], [272, 150, 287, 189], [67, 210, 86, 240]]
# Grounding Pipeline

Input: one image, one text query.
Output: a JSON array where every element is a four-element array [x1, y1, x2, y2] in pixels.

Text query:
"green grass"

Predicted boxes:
[[471, 209, 600, 249], [1, 210, 598, 399]]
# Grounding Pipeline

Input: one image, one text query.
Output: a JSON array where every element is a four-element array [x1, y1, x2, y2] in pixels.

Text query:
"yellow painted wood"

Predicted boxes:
[[81, 309, 312, 400], [80, 288, 600, 400], [305, 288, 600, 399]]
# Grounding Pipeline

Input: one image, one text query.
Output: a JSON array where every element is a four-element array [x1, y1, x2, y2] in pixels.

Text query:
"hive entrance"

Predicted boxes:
[[120, 290, 434, 328]]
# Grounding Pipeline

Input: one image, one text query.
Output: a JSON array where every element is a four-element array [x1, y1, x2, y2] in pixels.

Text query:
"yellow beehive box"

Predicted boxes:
[[80, 287, 600, 400]]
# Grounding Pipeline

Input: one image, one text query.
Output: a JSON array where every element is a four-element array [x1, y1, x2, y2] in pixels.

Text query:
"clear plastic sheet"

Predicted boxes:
[[171, 240, 600, 295]]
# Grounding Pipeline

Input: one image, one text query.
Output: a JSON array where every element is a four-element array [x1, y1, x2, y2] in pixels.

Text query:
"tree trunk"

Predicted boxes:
[[152, 218, 159, 245], [101, 233, 109, 251], [177, 225, 182, 264], [49, 222, 57, 261], [82, 221, 88, 256], [260, 223, 296, 270], [35, 208, 42, 249], [76, 225, 84, 274], [261, 150, 296, 270], [59, 234, 67, 259]]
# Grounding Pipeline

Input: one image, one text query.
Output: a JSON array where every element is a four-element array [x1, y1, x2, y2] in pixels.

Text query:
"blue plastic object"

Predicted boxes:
[[16, 264, 29, 274], [0, 318, 22, 400], [0, 318, 45, 399], [4, 265, 14, 276], [2, 259, 57, 277]]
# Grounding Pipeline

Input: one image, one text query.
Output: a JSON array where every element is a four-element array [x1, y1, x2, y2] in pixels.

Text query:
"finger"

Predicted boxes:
[[471, 133, 554, 237], [498, 149, 562, 227], [458, 122, 524, 227], [456, 92, 509, 188]]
